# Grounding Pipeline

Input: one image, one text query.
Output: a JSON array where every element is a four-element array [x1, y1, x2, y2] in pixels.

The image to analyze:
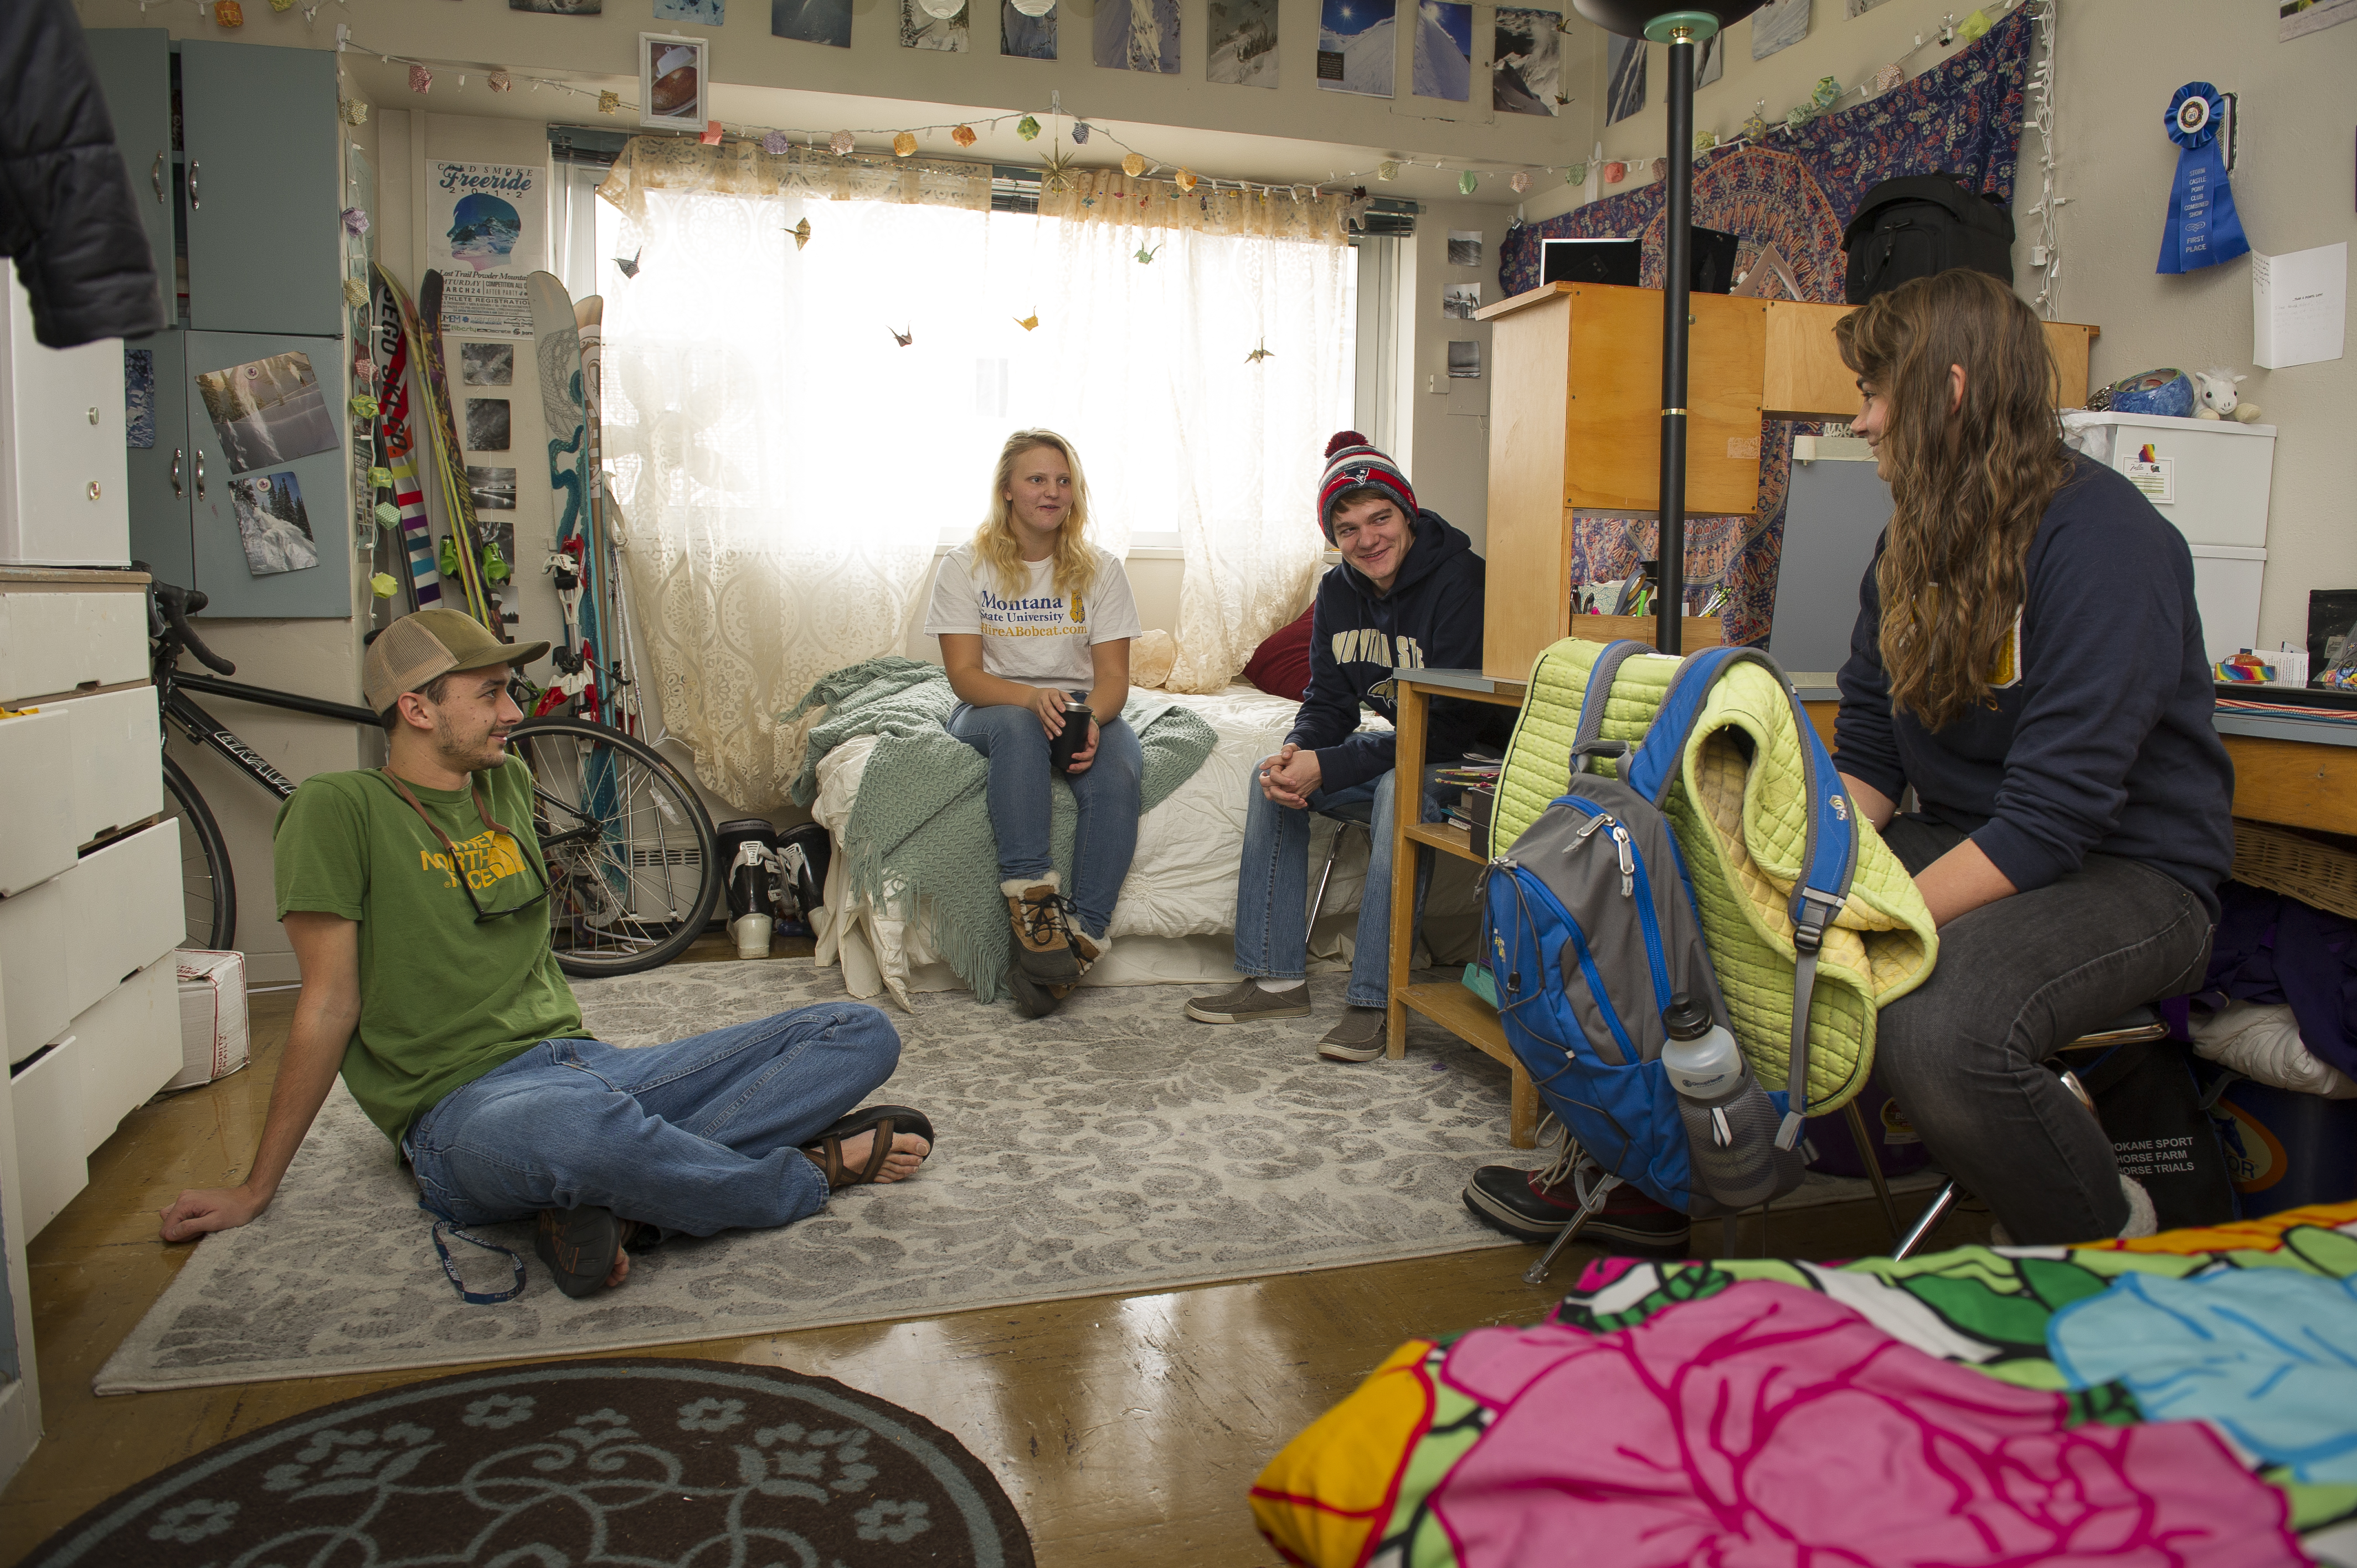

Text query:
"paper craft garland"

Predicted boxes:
[[2158, 81, 2248, 275]]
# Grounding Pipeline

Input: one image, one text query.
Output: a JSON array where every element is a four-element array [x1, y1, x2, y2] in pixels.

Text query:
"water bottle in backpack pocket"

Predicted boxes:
[[1662, 993, 1808, 1211]]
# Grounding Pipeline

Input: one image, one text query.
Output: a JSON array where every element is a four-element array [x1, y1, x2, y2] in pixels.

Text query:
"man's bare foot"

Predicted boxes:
[[828, 1129, 931, 1183]]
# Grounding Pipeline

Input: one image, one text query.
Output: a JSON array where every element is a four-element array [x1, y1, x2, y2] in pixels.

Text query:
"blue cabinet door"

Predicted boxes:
[[80, 28, 178, 326], [184, 331, 351, 618], [125, 332, 194, 589], [178, 42, 341, 337]]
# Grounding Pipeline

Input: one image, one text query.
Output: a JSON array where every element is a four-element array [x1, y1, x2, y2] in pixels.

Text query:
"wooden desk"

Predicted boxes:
[[1386, 669, 1538, 1149], [1799, 700, 2357, 837]]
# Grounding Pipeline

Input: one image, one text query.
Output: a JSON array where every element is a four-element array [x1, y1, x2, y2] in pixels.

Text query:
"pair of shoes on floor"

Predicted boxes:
[[1461, 1133, 1691, 1257], [802, 1103, 936, 1188], [1183, 980, 1389, 1062]]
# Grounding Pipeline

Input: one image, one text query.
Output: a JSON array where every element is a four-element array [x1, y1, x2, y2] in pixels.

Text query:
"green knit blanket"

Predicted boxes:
[[785, 656, 1218, 1002]]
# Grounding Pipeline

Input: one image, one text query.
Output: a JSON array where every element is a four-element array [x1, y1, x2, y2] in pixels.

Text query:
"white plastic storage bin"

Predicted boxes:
[[0, 273, 130, 569], [170, 948, 249, 1091], [2191, 544, 2267, 668], [2060, 411, 2277, 550]]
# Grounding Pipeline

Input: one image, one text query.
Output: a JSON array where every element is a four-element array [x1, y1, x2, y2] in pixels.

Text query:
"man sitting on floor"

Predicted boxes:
[[158, 608, 934, 1299], [1184, 431, 1495, 1061]]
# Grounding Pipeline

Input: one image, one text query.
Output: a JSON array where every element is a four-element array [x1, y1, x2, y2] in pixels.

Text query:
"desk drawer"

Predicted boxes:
[[0, 587, 147, 704], [0, 706, 75, 895], [65, 684, 162, 844], [66, 821, 182, 1020]]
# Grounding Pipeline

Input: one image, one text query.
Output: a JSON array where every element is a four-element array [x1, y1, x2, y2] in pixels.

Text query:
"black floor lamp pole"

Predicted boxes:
[[1657, 25, 1696, 656], [1576, 2, 1757, 655]]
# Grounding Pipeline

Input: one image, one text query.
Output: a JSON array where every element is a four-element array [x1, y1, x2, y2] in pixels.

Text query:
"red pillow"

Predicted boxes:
[[1243, 607, 1315, 702]]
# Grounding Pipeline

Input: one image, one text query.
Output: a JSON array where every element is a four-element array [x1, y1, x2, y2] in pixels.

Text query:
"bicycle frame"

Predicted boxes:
[[162, 672, 379, 802]]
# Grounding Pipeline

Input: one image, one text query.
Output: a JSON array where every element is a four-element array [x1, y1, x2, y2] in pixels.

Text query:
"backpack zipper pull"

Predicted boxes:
[[1612, 824, 1634, 896], [1573, 811, 1613, 846]]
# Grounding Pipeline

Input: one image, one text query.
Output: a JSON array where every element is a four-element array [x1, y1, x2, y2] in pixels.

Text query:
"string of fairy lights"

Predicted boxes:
[[133, 0, 2032, 209]]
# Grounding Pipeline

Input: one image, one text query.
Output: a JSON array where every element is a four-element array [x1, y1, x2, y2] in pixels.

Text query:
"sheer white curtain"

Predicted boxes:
[[599, 170, 1353, 807]]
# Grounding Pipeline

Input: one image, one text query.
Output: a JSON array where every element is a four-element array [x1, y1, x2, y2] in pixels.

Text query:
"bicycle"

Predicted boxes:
[[147, 577, 723, 977]]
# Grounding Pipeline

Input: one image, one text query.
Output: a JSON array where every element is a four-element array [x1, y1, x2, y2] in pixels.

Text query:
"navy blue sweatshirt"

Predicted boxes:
[[1288, 509, 1490, 793], [1834, 455, 2235, 921]]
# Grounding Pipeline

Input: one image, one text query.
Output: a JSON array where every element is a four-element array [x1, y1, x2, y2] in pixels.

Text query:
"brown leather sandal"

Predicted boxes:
[[801, 1104, 936, 1189]]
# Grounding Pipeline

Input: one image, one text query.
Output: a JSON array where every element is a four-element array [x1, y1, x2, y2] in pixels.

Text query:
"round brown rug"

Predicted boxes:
[[30, 1358, 1034, 1566]]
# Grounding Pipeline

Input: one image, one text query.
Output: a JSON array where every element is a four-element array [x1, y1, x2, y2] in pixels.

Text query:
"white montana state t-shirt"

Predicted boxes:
[[924, 543, 1143, 691]]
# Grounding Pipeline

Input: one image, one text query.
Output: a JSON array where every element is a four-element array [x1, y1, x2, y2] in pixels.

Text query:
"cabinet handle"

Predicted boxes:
[[172, 447, 184, 498], [152, 152, 166, 202], [194, 448, 206, 500], [188, 159, 200, 210]]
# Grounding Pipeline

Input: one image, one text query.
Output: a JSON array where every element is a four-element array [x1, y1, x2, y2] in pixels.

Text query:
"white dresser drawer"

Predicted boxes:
[[65, 820, 182, 1020], [11, 1029, 90, 1240], [9, 957, 179, 1240], [0, 705, 74, 896], [0, 879, 70, 1064], [73, 958, 178, 1155], [65, 684, 162, 844], [0, 586, 147, 704]]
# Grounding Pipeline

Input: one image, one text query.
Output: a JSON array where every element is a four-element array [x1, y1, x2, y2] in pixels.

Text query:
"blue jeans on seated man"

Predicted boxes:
[[947, 700, 1144, 939], [405, 1002, 903, 1237], [1233, 766, 1446, 1009]]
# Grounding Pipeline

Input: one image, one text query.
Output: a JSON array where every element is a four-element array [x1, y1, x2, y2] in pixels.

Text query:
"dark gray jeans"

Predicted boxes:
[[1872, 816, 2211, 1245]]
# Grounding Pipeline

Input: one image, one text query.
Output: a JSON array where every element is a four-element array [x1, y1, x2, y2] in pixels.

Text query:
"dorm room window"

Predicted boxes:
[[548, 145, 1359, 804]]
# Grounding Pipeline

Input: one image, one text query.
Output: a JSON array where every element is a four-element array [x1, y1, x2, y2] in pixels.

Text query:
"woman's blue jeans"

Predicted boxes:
[[405, 1002, 902, 1237], [1231, 766, 1445, 1009], [947, 701, 1143, 938]]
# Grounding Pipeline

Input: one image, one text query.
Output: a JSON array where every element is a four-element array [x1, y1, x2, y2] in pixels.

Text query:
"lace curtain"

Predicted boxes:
[[597, 145, 1352, 808]]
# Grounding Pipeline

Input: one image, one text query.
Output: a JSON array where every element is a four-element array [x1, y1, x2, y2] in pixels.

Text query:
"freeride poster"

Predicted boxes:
[[428, 161, 544, 339]]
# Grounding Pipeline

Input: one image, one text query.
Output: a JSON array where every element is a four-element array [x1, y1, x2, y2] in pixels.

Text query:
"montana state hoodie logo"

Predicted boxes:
[[1069, 592, 1085, 625]]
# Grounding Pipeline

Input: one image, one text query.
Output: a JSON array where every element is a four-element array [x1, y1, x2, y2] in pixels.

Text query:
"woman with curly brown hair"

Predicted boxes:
[[1832, 270, 2234, 1245]]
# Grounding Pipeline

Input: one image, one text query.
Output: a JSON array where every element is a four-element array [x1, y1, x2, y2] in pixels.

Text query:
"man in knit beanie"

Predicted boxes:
[[1185, 431, 1499, 1060]]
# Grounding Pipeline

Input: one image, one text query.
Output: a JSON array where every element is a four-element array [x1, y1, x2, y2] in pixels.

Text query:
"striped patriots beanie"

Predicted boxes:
[[1316, 430, 1416, 544]]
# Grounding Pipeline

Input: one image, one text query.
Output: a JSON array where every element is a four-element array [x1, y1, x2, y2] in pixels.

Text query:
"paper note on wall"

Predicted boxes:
[[2251, 242, 2348, 369]]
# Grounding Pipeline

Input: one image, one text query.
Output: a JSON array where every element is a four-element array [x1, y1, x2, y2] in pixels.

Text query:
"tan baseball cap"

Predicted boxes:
[[364, 607, 551, 715]]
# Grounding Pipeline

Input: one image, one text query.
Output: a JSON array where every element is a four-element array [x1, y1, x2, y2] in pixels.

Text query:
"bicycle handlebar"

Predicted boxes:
[[146, 574, 236, 677]]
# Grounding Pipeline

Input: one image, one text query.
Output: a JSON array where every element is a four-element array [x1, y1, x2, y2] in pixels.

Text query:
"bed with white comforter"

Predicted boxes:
[[807, 685, 1478, 1009]]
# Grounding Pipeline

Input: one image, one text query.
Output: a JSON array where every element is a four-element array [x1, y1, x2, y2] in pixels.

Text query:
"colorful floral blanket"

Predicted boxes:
[[1251, 1201, 2357, 1567]]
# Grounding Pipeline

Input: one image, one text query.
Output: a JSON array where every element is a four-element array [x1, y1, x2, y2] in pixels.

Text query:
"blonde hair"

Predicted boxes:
[[972, 429, 1097, 600]]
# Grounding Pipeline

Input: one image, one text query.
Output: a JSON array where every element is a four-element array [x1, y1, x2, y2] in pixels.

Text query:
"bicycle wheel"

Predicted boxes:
[[162, 751, 237, 950], [508, 716, 722, 977]]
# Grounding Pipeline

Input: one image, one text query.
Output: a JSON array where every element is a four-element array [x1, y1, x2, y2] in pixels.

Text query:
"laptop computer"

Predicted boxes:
[[1539, 229, 1744, 292]]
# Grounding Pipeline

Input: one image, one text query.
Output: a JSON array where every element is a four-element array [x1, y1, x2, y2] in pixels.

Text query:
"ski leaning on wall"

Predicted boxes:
[[374, 262, 500, 634], [370, 277, 442, 611], [526, 270, 605, 720]]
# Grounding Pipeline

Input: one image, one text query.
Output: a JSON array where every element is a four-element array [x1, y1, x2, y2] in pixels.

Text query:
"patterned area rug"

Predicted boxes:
[[28, 1359, 1033, 1566], [98, 962, 1927, 1393]]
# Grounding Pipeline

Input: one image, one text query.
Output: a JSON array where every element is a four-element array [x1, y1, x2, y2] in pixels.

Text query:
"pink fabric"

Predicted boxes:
[[1431, 1281, 2295, 1567]]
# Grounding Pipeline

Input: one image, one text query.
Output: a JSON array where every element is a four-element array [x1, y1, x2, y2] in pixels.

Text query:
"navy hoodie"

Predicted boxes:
[[1287, 509, 1491, 793], [1834, 456, 2235, 921]]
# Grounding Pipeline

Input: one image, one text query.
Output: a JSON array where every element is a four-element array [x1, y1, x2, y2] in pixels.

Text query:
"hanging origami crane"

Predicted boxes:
[[1015, 312, 1039, 331], [1245, 338, 1274, 365], [792, 218, 812, 249], [1135, 244, 1161, 264], [615, 248, 642, 279], [889, 325, 914, 347]]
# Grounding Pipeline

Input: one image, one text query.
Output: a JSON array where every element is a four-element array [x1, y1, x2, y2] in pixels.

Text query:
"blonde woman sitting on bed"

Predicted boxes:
[[925, 429, 1144, 1018]]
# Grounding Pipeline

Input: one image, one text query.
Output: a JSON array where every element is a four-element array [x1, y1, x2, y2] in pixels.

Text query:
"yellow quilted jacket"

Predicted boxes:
[[1488, 638, 1939, 1115]]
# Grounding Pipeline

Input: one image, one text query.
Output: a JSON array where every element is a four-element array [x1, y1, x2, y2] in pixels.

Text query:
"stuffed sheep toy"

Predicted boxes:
[[2193, 367, 2264, 423]]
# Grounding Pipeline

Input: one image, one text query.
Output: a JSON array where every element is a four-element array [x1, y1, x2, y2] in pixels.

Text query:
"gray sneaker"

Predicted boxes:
[[1185, 979, 1312, 1024], [1317, 1005, 1390, 1062]]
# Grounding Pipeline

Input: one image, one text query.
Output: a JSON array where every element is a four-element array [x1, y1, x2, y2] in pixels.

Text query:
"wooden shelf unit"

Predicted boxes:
[[1387, 671, 1538, 1149]]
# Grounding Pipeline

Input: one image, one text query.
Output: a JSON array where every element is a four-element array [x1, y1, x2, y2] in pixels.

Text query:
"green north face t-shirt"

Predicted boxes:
[[273, 754, 589, 1144]]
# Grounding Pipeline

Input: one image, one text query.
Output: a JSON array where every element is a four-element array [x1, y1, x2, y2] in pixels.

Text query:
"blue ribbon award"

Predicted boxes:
[[2157, 81, 2248, 275]]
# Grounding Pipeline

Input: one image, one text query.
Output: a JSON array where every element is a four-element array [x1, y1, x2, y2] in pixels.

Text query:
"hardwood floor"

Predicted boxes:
[[0, 937, 1991, 1565]]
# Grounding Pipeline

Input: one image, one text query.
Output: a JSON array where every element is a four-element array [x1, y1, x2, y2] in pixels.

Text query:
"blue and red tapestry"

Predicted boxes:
[[1495, 9, 2035, 647]]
